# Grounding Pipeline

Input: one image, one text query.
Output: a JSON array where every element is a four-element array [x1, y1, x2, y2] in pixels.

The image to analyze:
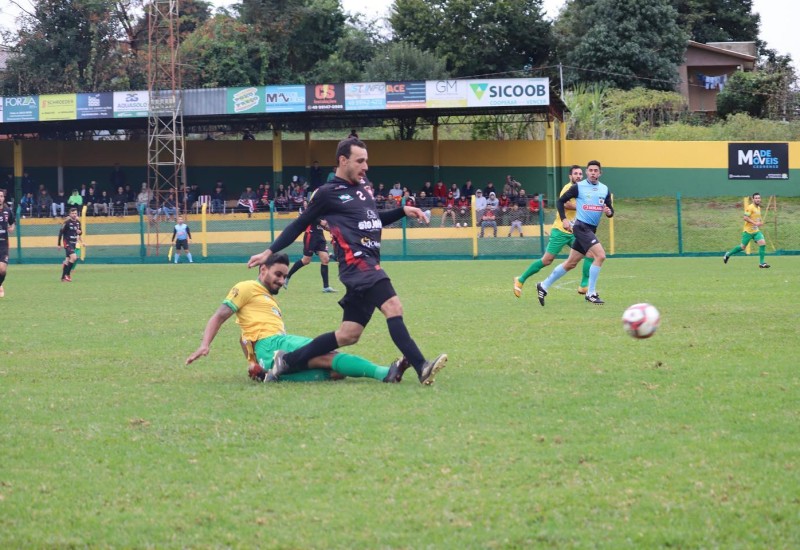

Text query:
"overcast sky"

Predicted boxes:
[[1, 0, 797, 70]]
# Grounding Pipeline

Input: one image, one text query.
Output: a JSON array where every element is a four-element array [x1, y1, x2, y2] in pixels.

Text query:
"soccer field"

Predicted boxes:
[[1, 258, 798, 547]]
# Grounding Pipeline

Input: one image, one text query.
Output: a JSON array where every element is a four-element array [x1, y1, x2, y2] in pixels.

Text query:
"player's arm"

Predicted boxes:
[[604, 192, 614, 217], [248, 193, 324, 267], [57, 225, 64, 247], [171, 228, 177, 242], [556, 184, 578, 224], [185, 304, 235, 365], [186, 228, 192, 240]]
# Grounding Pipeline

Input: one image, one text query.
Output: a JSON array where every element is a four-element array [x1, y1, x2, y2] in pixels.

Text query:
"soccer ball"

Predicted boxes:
[[622, 303, 660, 339]]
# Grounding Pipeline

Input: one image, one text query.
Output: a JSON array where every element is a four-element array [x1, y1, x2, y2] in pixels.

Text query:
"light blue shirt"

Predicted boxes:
[[574, 179, 610, 227]]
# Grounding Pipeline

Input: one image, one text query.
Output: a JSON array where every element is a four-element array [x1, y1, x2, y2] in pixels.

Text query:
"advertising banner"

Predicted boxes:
[[344, 82, 386, 111], [113, 91, 149, 118], [40, 94, 77, 121], [265, 85, 306, 113], [466, 78, 550, 107], [425, 80, 467, 108], [306, 83, 345, 111], [385, 81, 426, 109], [3, 96, 39, 122], [77, 93, 114, 119], [227, 86, 262, 114], [728, 143, 789, 180]]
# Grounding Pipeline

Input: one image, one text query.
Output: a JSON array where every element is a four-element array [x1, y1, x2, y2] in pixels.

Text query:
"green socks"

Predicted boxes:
[[727, 245, 744, 257], [759, 245, 765, 263], [332, 354, 389, 381], [519, 259, 544, 284]]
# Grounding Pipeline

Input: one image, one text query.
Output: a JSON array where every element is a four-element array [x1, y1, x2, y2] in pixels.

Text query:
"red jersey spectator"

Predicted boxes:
[[432, 181, 448, 205]]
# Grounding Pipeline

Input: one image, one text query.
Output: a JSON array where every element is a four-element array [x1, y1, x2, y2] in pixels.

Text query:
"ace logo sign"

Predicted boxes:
[[728, 143, 789, 180]]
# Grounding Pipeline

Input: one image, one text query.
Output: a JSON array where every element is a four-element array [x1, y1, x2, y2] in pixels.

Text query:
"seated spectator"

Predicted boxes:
[[441, 192, 457, 227], [528, 193, 541, 222], [136, 183, 151, 213], [498, 192, 511, 224], [112, 186, 127, 216], [461, 179, 476, 199], [507, 202, 525, 237], [484, 181, 498, 198], [162, 192, 177, 221], [420, 181, 434, 199], [479, 208, 498, 238], [416, 191, 433, 209], [67, 189, 83, 212], [36, 188, 53, 218], [474, 189, 487, 219], [20, 192, 36, 217], [456, 195, 471, 226], [237, 186, 258, 217], [290, 183, 305, 210], [210, 184, 225, 213], [432, 181, 448, 205], [84, 185, 98, 215], [374, 184, 387, 210], [259, 184, 273, 210], [94, 190, 111, 216], [124, 184, 135, 203], [186, 184, 199, 207], [449, 183, 461, 200], [485, 191, 499, 215], [274, 184, 289, 212], [52, 189, 66, 217], [388, 182, 403, 200]]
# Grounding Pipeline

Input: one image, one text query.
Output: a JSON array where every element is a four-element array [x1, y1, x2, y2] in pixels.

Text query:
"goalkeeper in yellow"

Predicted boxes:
[[723, 192, 770, 268], [185, 252, 405, 382], [513, 165, 592, 297]]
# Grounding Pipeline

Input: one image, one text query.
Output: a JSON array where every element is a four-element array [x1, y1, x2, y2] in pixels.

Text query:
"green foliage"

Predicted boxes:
[[716, 70, 787, 119], [2, 259, 800, 546], [306, 18, 386, 83], [558, 0, 688, 91], [671, 0, 760, 43], [391, 0, 553, 78], [180, 15, 271, 88]]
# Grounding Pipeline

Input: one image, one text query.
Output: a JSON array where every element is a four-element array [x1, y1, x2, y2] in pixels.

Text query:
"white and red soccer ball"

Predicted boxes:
[[622, 303, 660, 339]]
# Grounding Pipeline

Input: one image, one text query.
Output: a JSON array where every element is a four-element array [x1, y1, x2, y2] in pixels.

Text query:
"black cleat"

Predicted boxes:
[[585, 293, 604, 304], [383, 357, 410, 383], [759, 263, 770, 268], [723, 253, 729, 264], [536, 282, 547, 306], [418, 354, 447, 385]]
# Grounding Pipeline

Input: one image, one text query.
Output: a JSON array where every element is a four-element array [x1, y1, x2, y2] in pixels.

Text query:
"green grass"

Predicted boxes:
[[1, 259, 798, 548]]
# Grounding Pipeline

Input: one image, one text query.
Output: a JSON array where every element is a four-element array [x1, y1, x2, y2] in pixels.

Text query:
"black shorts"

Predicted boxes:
[[303, 234, 327, 257], [64, 244, 77, 257], [571, 221, 601, 255], [175, 239, 189, 251], [338, 278, 397, 327], [0, 245, 8, 264]]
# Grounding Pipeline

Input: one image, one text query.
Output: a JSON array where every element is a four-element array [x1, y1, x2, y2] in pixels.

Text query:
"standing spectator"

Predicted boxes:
[[474, 189, 487, 219], [433, 181, 448, 206], [109, 163, 127, 190], [21, 171, 36, 195], [0, 188, 16, 297], [440, 192, 457, 227], [51, 189, 66, 217], [461, 179, 476, 199], [479, 208, 497, 238], [112, 187, 127, 216], [36, 187, 53, 218], [308, 160, 324, 198], [95, 190, 111, 216], [507, 202, 525, 237], [210, 183, 225, 213], [504, 175, 521, 199], [171, 215, 193, 264]]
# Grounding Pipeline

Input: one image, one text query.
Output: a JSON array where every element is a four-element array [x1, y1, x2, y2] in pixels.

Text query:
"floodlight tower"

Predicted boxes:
[[146, 0, 185, 255]]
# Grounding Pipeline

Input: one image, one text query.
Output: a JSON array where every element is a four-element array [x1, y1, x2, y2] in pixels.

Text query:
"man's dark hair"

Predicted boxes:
[[752, 192, 761, 199], [265, 252, 290, 267], [336, 137, 366, 162], [570, 164, 582, 174], [69, 207, 78, 213], [587, 160, 602, 170]]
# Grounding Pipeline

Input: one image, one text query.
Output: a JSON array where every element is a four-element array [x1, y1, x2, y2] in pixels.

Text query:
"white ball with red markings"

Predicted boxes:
[[622, 303, 660, 339]]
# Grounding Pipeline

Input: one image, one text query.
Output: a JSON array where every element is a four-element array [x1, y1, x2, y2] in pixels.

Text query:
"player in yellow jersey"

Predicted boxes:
[[513, 165, 592, 297], [723, 192, 770, 268], [185, 252, 406, 383]]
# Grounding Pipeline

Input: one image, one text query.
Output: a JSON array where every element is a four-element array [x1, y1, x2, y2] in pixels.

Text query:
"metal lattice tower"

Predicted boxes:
[[146, 0, 185, 255]]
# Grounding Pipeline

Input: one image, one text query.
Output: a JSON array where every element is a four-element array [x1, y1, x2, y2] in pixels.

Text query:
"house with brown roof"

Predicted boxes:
[[678, 40, 757, 113]]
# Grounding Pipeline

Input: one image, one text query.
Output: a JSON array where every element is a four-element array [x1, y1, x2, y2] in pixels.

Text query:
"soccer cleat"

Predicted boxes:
[[577, 286, 588, 295], [270, 350, 290, 379], [536, 282, 547, 306], [513, 276, 523, 298], [759, 263, 770, 268], [723, 253, 729, 264], [383, 357, 410, 383], [62, 275, 72, 282], [585, 293, 604, 304], [418, 353, 447, 385], [322, 287, 337, 293]]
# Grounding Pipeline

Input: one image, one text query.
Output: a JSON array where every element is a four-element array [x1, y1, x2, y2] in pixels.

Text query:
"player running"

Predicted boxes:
[[513, 165, 592, 298], [57, 207, 83, 282], [283, 218, 336, 292], [723, 192, 770, 268]]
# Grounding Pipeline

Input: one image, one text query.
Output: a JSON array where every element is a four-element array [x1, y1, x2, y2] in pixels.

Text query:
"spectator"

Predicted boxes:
[[498, 192, 511, 224], [456, 195, 471, 227], [402, 190, 415, 207], [290, 183, 305, 211], [124, 184, 135, 203], [210, 184, 226, 213], [528, 193, 541, 221], [79, 183, 88, 201], [441, 192, 457, 227], [109, 163, 127, 190], [485, 191, 499, 215], [237, 186, 258, 217], [242, 129, 256, 140], [479, 208, 497, 238], [22, 171, 35, 195], [433, 181, 448, 205], [504, 175, 521, 199], [419, 181, 433, 199], [507, 202, 525, 237], [20, 192, 35, 217], [67, 189, 83, 212], [112, 186, 127, 216], [260, 184, 273, 210], [85, 185, 98, 216], [36, 188, 53, 218], [461, 179, 476, 199], [308, 160, 323, 198], [274, 184, 290, 212], [450, 183, 461, 200], [374, 183, 387, 210], [136, 183, 151, 213], [162, 191, 177, 221], [326, 166, 336, 183], [388, 182, 403, 200], [95, 190, 111, 216], [186, 184, 199, 207], [484, 181, 498, 197], [52, 189, 66, 217], [517, 189, 528, 207], [474, 189, 487, 219]]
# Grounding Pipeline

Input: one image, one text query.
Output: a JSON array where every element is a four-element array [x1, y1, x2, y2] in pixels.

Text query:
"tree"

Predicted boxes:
[[306, 17, 387, 83], [390, 0, 553, 78], [671, 0, 759, 44], [716, 70, 787, 119], [555, 0, 688, 91]]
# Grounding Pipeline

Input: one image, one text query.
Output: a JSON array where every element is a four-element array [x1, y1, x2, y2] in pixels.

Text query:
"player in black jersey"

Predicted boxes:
[[57, 207, 83, 282], [248, 137, 447, 384], [283, 218, 337, 292], [0, 189, 16, 297]]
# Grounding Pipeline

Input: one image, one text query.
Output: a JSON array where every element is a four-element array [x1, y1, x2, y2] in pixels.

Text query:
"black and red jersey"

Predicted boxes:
[[0, 205, 15, 247], [58, 218, 82, 248], [269, 177, 406, 290]]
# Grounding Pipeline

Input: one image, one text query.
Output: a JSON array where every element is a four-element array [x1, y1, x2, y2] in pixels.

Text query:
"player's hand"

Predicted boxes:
[[186, 345, 210, 365], [562, 219, 571, 230], [247, 249, 272, 268], [404, 206, 429, 224], [604, 206, 613, 216]]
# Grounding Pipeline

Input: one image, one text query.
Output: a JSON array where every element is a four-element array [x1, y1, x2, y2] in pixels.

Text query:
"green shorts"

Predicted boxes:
[[545, 228, 575, 255], [741, 231, 764, 246], [255, 334, 333, 382]]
